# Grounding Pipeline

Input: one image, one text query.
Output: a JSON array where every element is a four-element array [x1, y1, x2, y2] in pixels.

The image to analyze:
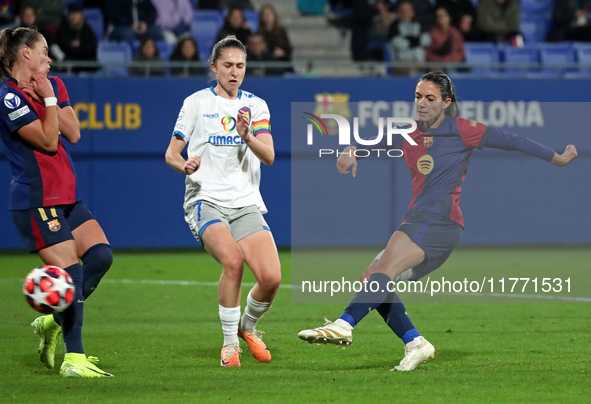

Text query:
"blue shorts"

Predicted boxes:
[[10, 202, 96, 252], [397, 210, 463, 280]]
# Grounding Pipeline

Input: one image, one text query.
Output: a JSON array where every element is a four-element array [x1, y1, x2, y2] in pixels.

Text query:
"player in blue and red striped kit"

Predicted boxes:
[[0, 27, 113, 377], [298, 71, 578, 371]]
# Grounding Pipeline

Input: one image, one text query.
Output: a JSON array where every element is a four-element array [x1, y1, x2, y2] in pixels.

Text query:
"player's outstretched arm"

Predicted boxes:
[[337, 146, 357, 177], [551, 144, 578, 167], [165, 134, 201, 175]]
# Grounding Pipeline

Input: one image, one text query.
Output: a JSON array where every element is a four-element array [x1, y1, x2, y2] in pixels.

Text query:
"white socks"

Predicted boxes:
[[219, 293, 273, 346], [219, 305, 240, 346], [239, 292, 272, 332]]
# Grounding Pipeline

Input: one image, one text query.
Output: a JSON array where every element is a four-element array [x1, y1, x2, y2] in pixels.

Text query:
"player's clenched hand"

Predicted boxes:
[[30, 73, 55, 100], [552, 144, 578, 167], [184, 156, 201, 175], [17, 81, 42, 104], [237, 111, 250, 142], [336, 146, 357, 177]]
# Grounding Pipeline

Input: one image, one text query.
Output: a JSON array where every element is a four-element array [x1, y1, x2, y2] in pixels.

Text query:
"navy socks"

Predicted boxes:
[[340, 273, 391, 326], [55, 263, 84, 353], [339, 272, 420, 344], [376, 291, 419, 343], [81, 243, 113, 299]]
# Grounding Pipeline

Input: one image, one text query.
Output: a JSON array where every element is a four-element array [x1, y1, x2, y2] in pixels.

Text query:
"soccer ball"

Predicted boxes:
[[23, 265, 75, 314]]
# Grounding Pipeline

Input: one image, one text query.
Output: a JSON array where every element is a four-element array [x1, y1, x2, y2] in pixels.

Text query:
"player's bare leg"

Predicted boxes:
[[237, 230, 281, 362], [202, 223, 245, 366]]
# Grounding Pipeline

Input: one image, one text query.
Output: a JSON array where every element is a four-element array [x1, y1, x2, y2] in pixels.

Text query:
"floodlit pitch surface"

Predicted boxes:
[[0, 248, 589, 402]]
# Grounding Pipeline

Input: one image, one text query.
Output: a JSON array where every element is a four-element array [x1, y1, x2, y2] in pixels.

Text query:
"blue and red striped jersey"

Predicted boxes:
[[0, 76, 79, 210], [398, 116, 491, 228]]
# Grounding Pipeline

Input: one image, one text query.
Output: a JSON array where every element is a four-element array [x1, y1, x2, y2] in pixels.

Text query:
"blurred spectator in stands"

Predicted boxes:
[[129, 36, 166, 76], [1, 3, 34, 30], [15, 4, 37, 28], [55, 3, 98, 72], [19, 0, 65, 41], [547, 0, 591, 42], [367, 0, 396, 60], [397, 0, 434, 30], [246, 31, 288, 76], [170, 34, 203, 76], [198, 0, 254, 10], [387, 0, 430, 74], [4, 5, 55, 44], [436, 0, 479, 41], [152, 0, 192, 44], [426, 7, 464, 65], [326, 0, 354, 31], [348, 0, 379, 61], [105, 0, 164, 43], [84, 0, 105, 8], [0, 0, 17, 27], [215, 7, 252, 45], [477, 0, 520, 44], [258, 4, 292, 62], [246, 32, 273, 76], [396, 0, 435, 31]]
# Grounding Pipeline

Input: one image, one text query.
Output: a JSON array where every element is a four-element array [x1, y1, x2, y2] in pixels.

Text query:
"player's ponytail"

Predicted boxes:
[[418, 71, 459, 117], [0, 27, 41, 80], [209, 35, 247, 66]]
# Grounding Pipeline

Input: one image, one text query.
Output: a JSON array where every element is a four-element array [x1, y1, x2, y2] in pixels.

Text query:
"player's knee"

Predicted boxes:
[[82, 243, 113, 274], [258, 268, 281, 293], [222, 255, 244, 280]]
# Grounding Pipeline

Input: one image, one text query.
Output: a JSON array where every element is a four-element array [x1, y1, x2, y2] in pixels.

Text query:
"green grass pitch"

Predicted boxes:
[[0, 247, 589, 403]]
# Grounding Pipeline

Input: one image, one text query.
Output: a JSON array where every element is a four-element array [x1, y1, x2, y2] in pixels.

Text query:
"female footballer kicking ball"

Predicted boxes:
[[0, 27, 113, 377], [165, 36, 281, 367], [298, 71, 578, 371]]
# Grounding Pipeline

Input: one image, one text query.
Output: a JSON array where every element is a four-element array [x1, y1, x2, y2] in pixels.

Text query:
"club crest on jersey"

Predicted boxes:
[[423, 136, 433, 148], [417, 154, 434, 175], [470, 120, 477, 127], [47, 220, 61, 232], [239, 106, 251, 123], [4, 93, 20, 109]]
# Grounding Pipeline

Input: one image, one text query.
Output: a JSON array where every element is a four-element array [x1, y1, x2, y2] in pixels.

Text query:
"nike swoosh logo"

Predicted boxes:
[[221, 359, 231, 366], [77, 299, 84, 303]]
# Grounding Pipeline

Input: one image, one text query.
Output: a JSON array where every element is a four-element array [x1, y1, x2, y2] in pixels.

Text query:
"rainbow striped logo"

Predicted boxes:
[[303, 112, 328, 136]]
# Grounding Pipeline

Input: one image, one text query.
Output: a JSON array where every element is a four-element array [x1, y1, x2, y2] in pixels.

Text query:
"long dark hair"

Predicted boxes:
[[417, 71, 459, 117], [0, 27, 41, 79]]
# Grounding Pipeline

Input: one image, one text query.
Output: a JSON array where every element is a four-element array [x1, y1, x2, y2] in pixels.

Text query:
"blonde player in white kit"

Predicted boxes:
[[165, 36, 281, 367]]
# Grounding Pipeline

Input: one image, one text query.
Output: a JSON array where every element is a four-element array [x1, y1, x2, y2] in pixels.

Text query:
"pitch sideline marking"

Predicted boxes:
[[99, 279, 591, 303]]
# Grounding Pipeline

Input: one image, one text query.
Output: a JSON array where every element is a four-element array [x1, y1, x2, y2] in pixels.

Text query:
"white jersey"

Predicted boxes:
[[173, 87, 271, 213]]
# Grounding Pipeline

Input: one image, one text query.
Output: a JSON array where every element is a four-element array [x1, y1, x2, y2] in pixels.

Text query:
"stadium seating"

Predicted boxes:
[[97, 41, 133, 76], [83, 7, 104, 41], [501, 45, 540, 76], [243, 9, 259, 33], [520, 16, 551, 43], [572, 42, 591, 76], [191, 10, 224, 59], [463, 43, 500, 75], [519, 0, 553, 16], [538, 43, 576, 76]]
